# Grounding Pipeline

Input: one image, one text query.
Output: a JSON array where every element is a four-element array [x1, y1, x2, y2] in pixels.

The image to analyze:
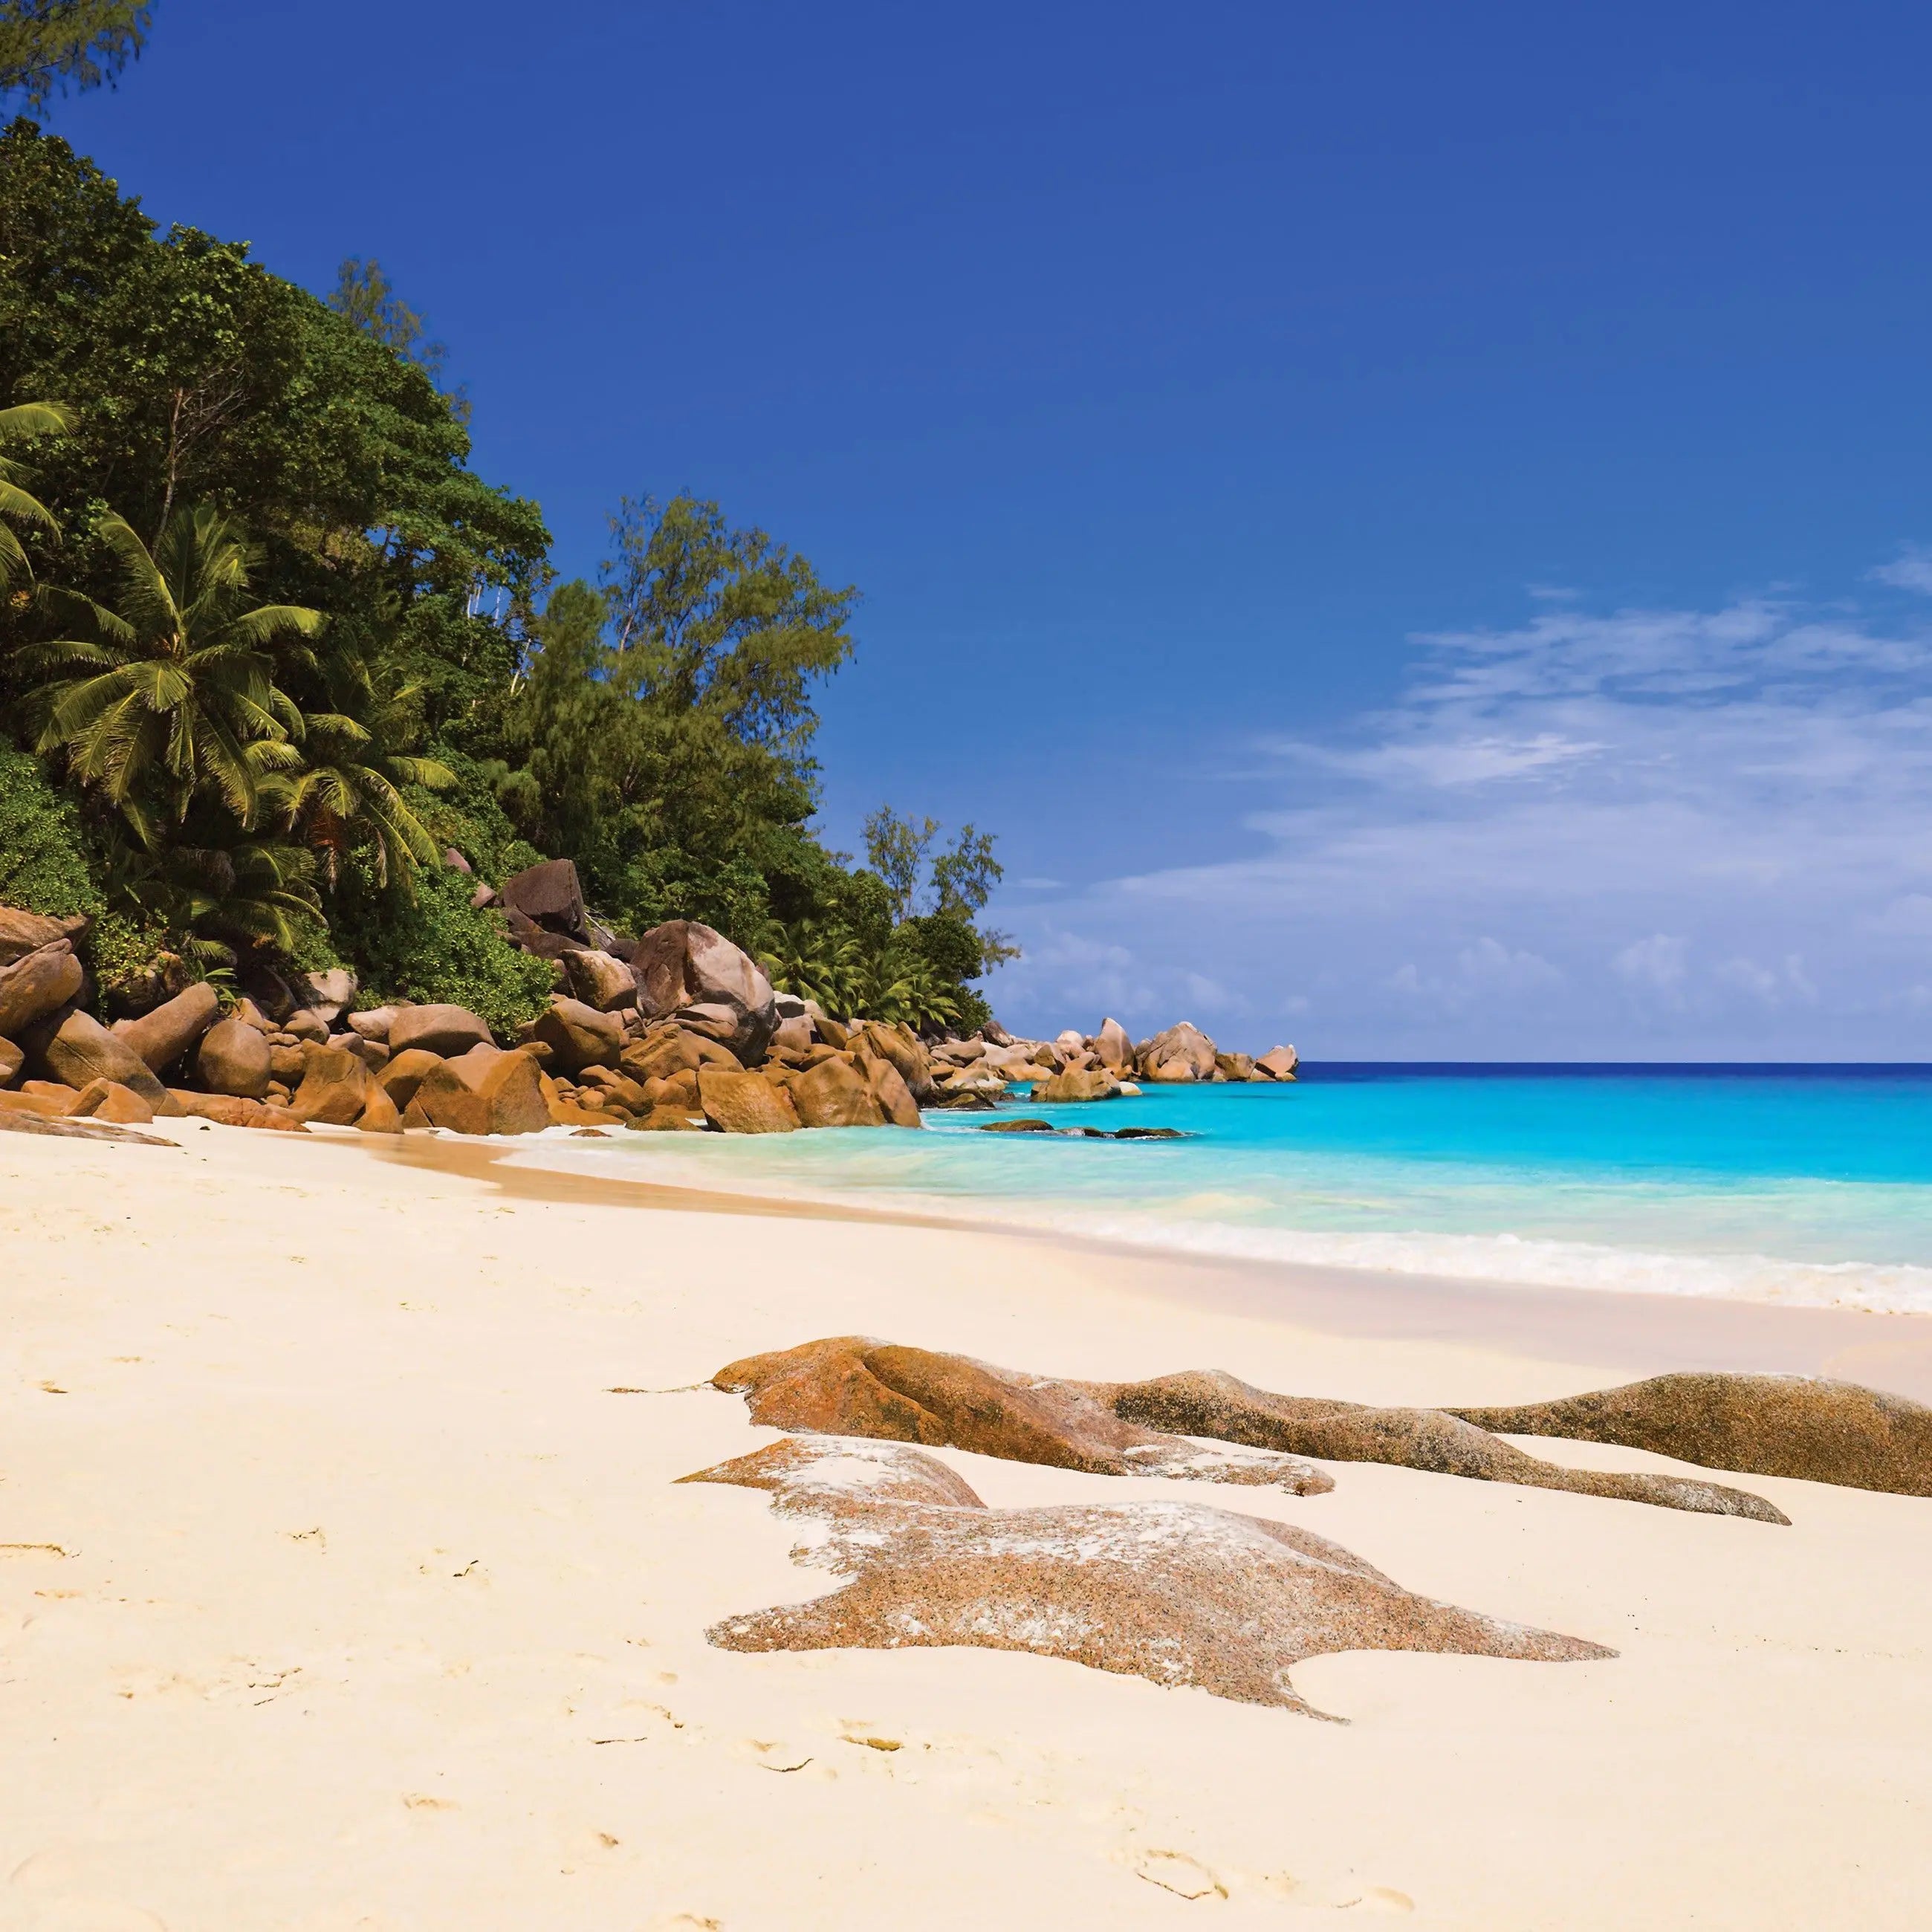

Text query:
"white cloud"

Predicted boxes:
[[992, 567, 1932, 1055], [1870, 544, 1932, 594]]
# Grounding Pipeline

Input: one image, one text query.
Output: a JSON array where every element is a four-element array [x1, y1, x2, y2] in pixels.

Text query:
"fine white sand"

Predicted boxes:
[[3, 1120, 1930, 1931]]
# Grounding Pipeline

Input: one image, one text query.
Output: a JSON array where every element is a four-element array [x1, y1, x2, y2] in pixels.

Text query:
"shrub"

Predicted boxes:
[[0, 743, 103, 918], [328, 860, 554, 1037]]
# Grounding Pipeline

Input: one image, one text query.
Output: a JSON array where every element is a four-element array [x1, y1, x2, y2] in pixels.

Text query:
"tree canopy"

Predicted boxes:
[[0, 117, 1013, 1033]]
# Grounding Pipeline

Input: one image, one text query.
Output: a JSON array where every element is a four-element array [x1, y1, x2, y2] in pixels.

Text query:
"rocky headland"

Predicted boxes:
[[0, 859, 1298, 1141]]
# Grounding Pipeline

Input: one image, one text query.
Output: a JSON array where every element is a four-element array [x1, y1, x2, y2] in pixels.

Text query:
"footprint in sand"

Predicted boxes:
[[8, 1848, 170, 1930]]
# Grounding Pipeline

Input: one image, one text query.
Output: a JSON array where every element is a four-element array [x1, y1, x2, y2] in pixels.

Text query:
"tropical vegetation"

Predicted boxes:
[[0, 108, 1013, 1034]]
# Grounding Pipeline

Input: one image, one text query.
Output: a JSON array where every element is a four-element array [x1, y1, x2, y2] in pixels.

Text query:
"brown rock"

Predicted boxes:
[[979, 1117, 1054, 1132], [531, 994, 625, 1073], [1098, 1371, 1784, 1524], [814, 1014, 853, 1051], [386, 1003, 493, 1058], [289, 1044, 372, 1125], [0, 1106, 173, 1146], [684, 1435, 1610, 1716], [0, 941, 82, 1040], [1030, 1067, 1122, 1103], [1452, 1373, 1932, 1498], [401, 1050, 548, 1135], [0, 1084, 76, 1118], [1092, 1017, 1132, 1070], [233, 997, 275, 1034], [771, 1014, 814, 1055], [167, 1090, 310, 1132], [1138, 1021, 1217, 1083], [442, 845, 473, 875], [712, 1338, 1331, 1491], [620, 1027, 705, 1083], [626, 1106, 705, 1132], [69, 1077, 155, 1125], [195, 1012, 274, 1105], [791, 1053, 888, 1128], [334, 1032, 389, 1072], [856, 1020, 936, 1103], [377, 1048, 444, 1110], [630, 920, 777, 1063], [1214, 1051, 1255, 1083], [562, 947, 638, 1012], [111, 980, 220, 1074], [698, 1066, 798, 1134], [863, 1052, 922, 1127], [282, 1008, 329, 1045], [499, 857, 590, 939], [298, 968, 357, 1025], [268, 1043, 307, 1083], [0, 906, 87, 968], [346, 1005, 395, 1041], [0, 1037, 21, 1087], [1255, 1045, 1300, 1081], [355, 1080, 402, 1134], [43, 1011, 169, 1108]]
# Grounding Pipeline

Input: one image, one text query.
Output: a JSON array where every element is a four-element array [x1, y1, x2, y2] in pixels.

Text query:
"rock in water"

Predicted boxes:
[[1138, 1021, 1218, 1083], [630, 920, 777, 1064], [1094, 1370, 1785, 1523], [678, 1436, 1612, 1716], [0, 942, 82, 1040], [386, 1004, 493, 1059], [112, 980, 219, 1074], [1093, 1017, 1133, 1069], [698, 1067, 799, 1134], [711, 1338, 1332, 1493], [790, 1054, 887, 1128], [1452, 1372, 1932, 1497], [1255, 1045, 1299, 1080], [1030, 1067, 1122, 1103]]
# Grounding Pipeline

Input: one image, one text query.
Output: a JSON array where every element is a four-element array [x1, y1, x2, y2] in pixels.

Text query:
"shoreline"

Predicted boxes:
[[359, 1123, 1932, 1399], [5, 1118, 1931, 1929]]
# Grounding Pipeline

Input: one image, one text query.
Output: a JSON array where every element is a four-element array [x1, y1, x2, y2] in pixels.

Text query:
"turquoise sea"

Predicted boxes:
[[531, 1066, 1932, 1315]]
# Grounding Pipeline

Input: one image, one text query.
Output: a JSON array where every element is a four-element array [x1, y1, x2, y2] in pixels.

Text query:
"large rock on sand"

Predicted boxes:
[[681, 1435, 1610, 1717], [855, 1020, 936, 1103], [377, 1048, 444, 1111], [1138, 1021, 1217, 1083], [112, 980, 219, 1074], [387, 1003, 492, 1058], [290, 1044, 372, 1125], [0, 1037, 22, 1087], [791, 1053, 887, 1128], [42, 1010, 169, 1109], [712, 1338, 1332, 1491], [401, 1051, 548, 1135], [169, 1090, 308, 1132], [69, 1077, 155, 1125], [0, 941, 82, 1040], [1453, 1372, 1932, 1497], [631, 920, 777, 1063], [1098, 1369, 1784, 1523], [698, 1066, 798, 1134]]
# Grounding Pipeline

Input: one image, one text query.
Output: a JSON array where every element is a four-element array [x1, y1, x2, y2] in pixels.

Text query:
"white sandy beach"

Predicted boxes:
[[3, 1121, 1931, 1931]]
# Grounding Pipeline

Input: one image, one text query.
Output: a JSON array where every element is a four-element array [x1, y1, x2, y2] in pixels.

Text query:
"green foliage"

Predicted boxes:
[[0, 736, 99, 914], [0, 1, 151, 114], [328, 859, 551, 1037], [0, 123, 1017, 1032]]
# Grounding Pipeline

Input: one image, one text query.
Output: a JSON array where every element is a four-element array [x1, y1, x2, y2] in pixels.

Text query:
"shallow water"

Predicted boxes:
[[528, 1065, 1932, 1315]]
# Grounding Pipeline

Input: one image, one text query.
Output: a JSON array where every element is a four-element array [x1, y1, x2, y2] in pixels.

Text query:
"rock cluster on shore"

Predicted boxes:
[[0, 859, 1301, 1140]]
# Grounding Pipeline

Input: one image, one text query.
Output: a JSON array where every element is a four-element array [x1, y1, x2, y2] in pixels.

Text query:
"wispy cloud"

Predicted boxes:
[[996, 559, 1932, 1055]]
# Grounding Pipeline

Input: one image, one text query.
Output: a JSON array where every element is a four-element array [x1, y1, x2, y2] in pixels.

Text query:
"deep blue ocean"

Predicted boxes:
[[535, 1065, 1932, 1314]]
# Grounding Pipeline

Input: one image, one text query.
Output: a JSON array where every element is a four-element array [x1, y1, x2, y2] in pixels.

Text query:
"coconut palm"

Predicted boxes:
[[0, 400, 74, 589], [24, 504, 320, 844], [268, 649, 453, 889], [108, 836, 323, 961]]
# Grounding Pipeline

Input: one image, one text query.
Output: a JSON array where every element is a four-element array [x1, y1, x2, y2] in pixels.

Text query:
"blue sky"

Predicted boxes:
[[47, 1, 1932, 1055]]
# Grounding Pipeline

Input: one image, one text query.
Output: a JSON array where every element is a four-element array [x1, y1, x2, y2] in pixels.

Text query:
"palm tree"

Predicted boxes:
[[0, 400, 74, 589], [24, 504, 320, 846], [269, 649, 453, 889]]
